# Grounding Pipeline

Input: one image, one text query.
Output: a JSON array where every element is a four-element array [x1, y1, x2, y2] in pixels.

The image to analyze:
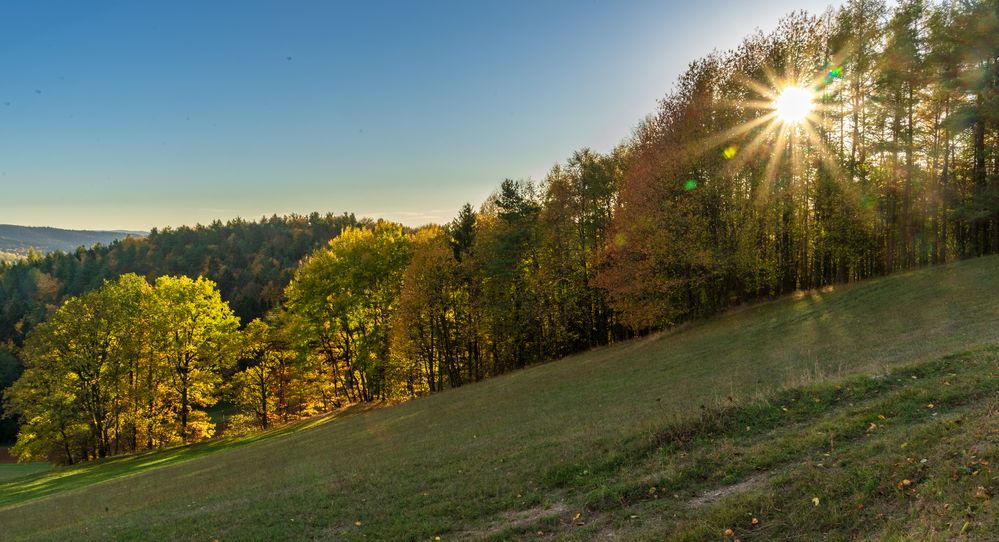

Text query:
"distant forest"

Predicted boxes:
[[2, 0, 998, 463]]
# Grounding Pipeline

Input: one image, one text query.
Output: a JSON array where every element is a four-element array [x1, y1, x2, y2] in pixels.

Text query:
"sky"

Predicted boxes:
[[1, 0, 840, 231]]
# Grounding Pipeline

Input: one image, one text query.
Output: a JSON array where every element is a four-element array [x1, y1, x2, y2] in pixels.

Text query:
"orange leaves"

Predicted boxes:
[[723, 517, 761, 541]]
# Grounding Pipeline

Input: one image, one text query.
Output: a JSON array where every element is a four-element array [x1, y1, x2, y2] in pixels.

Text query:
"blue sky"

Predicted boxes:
[[1, 0, 838, 230]]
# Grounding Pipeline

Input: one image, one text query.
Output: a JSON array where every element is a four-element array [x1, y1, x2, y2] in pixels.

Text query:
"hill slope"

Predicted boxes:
[[0, 224, 145, 256], [2, 256, 999, 540]]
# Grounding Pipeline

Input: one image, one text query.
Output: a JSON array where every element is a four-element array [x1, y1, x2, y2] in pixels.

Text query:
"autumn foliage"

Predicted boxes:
[[5, 0, 999, 463]]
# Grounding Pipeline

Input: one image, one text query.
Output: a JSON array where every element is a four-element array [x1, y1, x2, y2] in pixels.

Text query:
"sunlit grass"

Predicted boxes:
[[1, 256, 999, 540], [0, 412, 337, 508], [0, 462, 50, 483]]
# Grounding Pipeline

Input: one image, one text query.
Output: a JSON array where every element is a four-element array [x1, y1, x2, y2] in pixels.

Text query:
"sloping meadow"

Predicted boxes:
[[1, 255, 998, 540]]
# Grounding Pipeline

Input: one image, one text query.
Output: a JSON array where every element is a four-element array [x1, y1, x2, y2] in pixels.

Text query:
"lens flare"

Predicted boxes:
[[774, 86, 813, 124]]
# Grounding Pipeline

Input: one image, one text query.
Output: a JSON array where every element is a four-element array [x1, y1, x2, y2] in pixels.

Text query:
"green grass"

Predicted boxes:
[[0, 463, 50, 483], [2, 256, 999, 540]]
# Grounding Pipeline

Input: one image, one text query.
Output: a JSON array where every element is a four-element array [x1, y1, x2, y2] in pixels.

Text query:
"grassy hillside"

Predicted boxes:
[[0, 224, 144, 255], [1, 256, 998, 540]]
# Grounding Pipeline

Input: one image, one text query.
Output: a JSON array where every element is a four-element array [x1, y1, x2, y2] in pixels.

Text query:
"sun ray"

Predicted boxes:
[[694, 111, 778, 155], [732, 72, 779, 100], [798, 120, 845, 180], [759, 124, 789, 206], [719, 99, 783, 111], [724, 116, 783, 175]]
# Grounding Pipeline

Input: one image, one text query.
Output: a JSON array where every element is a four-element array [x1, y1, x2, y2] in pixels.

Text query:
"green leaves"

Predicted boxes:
[[285, 221, 412, 402], [6, 274, 241, 462]]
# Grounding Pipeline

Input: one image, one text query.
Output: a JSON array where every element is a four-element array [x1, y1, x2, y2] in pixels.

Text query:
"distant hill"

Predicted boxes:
[[0, 225, 146, 256]]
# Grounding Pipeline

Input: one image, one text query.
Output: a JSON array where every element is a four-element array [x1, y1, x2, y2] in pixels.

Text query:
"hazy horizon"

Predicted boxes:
[[3, 0, 837, 231]]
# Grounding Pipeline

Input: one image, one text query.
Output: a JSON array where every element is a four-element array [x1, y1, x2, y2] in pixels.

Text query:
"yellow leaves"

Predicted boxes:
[[354, 520, 362, 527], [866, 422, 878, 433], [926, 403, 935, 409], [723, 527, 735, 537], [895, 479, 912, 490], [812, 496, 820, 507], [751, 517, 760, 526], [722, 145, 738, 159]]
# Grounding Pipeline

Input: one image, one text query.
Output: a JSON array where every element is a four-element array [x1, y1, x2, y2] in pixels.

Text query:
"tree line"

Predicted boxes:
[[4, 0, 999, 462], [601, 0, 999, 328], [0, 213, 358, 442]]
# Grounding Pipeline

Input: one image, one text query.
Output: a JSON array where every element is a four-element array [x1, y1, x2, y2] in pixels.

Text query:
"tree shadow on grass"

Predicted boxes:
[[0, 411, 343, 508]]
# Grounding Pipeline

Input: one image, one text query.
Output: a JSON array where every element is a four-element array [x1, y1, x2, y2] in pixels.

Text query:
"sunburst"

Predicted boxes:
[[702, 61, 848, 198]]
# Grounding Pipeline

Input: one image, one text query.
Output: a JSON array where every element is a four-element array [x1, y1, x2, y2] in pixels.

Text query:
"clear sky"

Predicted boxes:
[[1, 0, 839, 231]]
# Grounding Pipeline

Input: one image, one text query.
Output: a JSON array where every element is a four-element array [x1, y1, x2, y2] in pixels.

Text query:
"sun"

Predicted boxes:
[[773, 86, 814, 124], [698, 63, 846, 188]]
